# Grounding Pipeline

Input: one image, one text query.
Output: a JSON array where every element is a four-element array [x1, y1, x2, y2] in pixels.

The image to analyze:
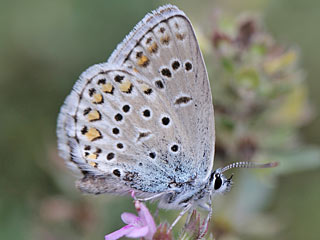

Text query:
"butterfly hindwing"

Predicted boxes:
[[58, 64, 180, 195]]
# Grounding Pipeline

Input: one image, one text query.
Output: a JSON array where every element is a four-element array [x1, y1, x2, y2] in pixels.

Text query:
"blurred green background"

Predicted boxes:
[[1, 0, 319, 239]]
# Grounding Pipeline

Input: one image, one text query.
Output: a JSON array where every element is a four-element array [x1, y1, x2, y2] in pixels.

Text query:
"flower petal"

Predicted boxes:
[[125, 225, 149, 238], [136, 201, 157, 236], [121, 212, 140, 225], [105, 225, 134, 240]]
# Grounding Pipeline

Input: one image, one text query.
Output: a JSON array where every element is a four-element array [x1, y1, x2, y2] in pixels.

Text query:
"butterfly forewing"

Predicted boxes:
[[57, 5, 215, 197], [109, 6, 215, 179]]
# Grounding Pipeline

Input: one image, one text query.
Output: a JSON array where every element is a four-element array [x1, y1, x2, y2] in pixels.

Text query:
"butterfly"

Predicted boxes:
[[57, 4, 277, 231]]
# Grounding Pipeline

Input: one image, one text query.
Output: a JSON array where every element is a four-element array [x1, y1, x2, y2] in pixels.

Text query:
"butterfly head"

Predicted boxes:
[[209, 161, 278, 194], [210, 168, 233, 194]]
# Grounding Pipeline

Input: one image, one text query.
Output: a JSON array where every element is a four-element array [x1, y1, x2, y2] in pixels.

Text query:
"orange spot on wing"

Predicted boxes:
[[85, 128, 102, 141], [160, 35, 170, 45], [119, 80, 133, 93], [92, 93, 103, 104], [88, 110, 101, 122], [89, 161, 97, 167], [87, 154, 97, 160], [101, 83, 113, 93], [147, 42, 158, 54], [137, 55, 150, 67]]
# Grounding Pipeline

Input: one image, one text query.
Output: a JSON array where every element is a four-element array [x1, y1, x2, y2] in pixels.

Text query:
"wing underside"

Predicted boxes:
[[57, 5, 215, 196]]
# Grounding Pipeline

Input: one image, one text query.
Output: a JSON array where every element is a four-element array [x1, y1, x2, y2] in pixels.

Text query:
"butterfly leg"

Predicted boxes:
[[199, 202, 212, 211], [136, 191, 172, 202], [183, 208, 194, 228], [198, 201, 213, 237], [168, 203, 193, 232]]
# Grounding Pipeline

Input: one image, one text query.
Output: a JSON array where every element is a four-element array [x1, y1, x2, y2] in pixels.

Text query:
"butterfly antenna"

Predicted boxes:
[[221, 161, 278, 173]]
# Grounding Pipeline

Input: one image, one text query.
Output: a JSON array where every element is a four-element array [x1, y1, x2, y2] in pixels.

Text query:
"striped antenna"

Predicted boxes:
[[221, 161, 278, 173]]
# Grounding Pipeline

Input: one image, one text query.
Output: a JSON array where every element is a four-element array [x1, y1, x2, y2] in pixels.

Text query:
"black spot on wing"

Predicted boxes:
[[175, 96, 192, 105]]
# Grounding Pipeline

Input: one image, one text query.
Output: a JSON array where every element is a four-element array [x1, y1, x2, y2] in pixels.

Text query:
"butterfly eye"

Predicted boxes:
[[214, 173, 222, 190]]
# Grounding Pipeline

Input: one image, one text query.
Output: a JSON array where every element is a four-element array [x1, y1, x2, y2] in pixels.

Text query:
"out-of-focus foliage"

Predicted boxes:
[[208, 13, 318, 173], [1, 0, 320, 240]]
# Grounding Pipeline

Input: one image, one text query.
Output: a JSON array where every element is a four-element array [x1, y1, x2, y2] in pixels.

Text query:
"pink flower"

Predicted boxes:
[[105, 199, 156, 240]]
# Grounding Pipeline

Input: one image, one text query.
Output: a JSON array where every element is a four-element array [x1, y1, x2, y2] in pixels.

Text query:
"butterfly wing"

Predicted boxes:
[[57, 5, 215, 197], [108, 5, 215, 180]]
